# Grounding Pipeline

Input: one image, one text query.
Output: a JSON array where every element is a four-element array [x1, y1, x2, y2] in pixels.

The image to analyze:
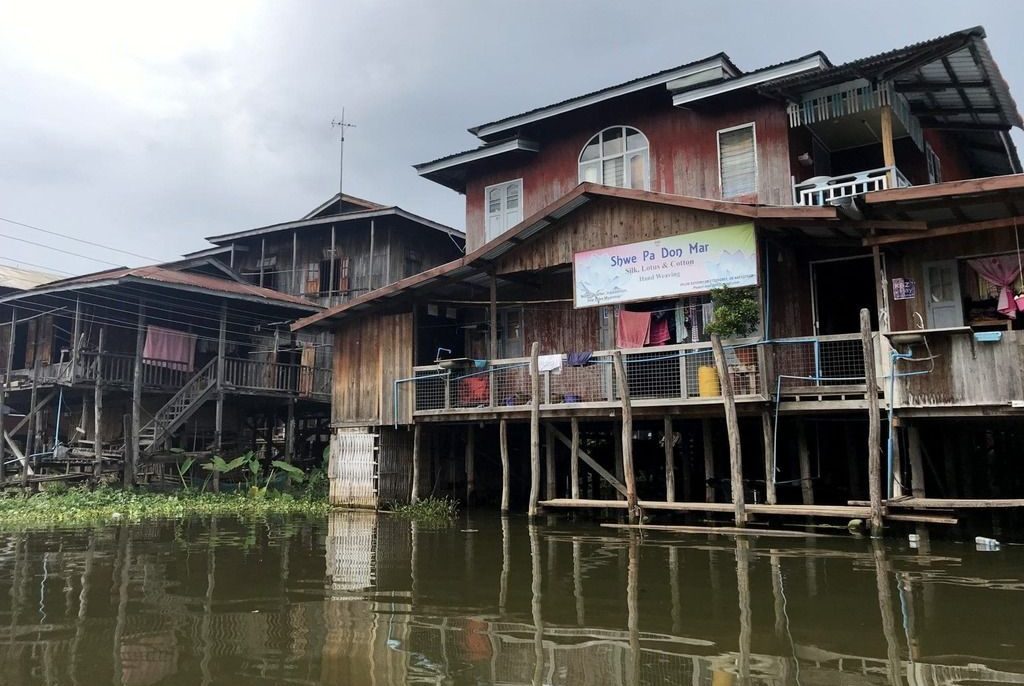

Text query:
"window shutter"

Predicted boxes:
[[719, 126, 756, 197]]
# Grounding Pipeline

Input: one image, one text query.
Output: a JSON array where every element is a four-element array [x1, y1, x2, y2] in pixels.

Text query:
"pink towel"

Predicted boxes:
[[649, 316, 671, 345], [617, 310, 651, 348], [143, 326, 197, 372]]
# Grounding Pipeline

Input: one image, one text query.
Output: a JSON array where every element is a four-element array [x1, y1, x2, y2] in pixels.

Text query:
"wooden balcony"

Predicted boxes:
[[793, 166, 910, 206]]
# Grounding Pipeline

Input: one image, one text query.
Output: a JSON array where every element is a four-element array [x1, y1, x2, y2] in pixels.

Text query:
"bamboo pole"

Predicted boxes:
[[611, 351, 638, 523], [411, 423, 421, 503], [761, 410, 777, 505], [861, 308, 884, 536], [499, 419, 510, 513], [93, 327, 105, 483], [702, 418, 715, 502], [528, 342, 540, 517], [465, 423, 475, 505], [711, 334, 746, 527], [664, 416, 675, 503], [570, 416, 580, 500]]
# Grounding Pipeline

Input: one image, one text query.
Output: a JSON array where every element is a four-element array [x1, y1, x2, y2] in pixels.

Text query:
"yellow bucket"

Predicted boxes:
[[698, 365, 720, 397]]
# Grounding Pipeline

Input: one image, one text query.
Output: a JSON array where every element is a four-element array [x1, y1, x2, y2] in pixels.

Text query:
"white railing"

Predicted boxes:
[[793, 166, 910, 206]]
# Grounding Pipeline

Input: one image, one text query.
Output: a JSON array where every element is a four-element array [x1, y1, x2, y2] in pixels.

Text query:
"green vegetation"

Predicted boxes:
[[0, 485, 329, 529], [386, 496, 460, 522], [705, 285, 761, 338]]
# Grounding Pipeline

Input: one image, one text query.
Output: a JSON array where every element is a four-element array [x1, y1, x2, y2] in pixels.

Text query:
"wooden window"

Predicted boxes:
[[304, 262, 320, 295], [484, 179, 523, 241], [578, 126, 649, 190], [718, 123, 757, 198]]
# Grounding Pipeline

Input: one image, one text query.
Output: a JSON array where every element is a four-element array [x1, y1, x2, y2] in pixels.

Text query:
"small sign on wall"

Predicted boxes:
[[892, 277, 916, 300]]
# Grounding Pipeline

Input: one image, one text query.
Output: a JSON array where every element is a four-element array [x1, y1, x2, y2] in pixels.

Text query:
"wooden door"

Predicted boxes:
[[923, 260, 963, 328]]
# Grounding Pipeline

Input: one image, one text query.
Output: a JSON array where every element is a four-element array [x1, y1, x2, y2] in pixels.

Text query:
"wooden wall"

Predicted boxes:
[[464, 93, 793, 251], [331, 312, 414, 427]]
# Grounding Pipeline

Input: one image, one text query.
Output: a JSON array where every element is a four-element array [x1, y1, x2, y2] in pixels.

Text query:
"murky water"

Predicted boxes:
[[1, 513, 1023, 685]]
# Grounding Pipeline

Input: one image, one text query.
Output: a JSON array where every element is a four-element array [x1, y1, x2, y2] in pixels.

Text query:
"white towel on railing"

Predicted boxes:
[[538, 354, 562, 373]]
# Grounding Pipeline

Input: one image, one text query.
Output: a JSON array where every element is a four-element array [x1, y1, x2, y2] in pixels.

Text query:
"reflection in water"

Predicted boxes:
[[0, 513, 1023, 685]]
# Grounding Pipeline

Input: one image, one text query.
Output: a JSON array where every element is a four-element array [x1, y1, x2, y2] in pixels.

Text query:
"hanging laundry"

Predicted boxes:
[[649, 314, 671, 345], [617, 310, 651, 348], [689, 304, 699, 343], [567, 351, 593, 367], [674, 303, 689, 343], [537, 354, 563, 373], [142, 326, 197, 372]]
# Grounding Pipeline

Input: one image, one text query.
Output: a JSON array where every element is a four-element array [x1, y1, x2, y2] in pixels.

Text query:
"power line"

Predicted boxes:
[[0, 231, 123, 267], [0, 216, 165, 262]]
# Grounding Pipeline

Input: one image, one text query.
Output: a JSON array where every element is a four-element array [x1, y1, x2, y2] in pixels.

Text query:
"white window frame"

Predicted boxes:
[[717, 122, 758, 199], [484, 178, 524, 242], [577, 125, 651, 190]]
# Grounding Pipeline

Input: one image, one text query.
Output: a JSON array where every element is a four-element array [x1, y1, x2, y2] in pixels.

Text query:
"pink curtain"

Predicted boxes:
[[969, 256, 1021, 319], [142, 326, 197, 372]]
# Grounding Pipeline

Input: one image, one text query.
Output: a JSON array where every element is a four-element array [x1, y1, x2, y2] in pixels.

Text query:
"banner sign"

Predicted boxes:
[[573, 223, 758, 308]]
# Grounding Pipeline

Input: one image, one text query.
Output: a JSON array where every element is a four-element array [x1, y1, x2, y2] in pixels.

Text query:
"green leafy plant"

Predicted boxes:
[[705, 285, 761, 339], [386, 496, 460, 522], [175, 456, 197, 489], [200, 454, 248, 491]]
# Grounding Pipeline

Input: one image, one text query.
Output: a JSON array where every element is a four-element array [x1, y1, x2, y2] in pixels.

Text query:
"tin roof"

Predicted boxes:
[[0, 265, 59, 291]]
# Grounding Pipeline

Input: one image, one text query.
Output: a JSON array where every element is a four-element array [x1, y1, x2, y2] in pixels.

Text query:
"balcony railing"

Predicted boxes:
[[793, 166, 910, 206]]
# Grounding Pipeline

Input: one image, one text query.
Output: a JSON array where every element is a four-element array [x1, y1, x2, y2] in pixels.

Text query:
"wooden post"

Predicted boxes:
[[711, 334, 746, 527], [70, 295, 82, 380], [368, 219, 376, 291], [880, 104, 896, 182], [611, 351, 638, 523], [93, 327, 105, 483], [613, 422, 625, 500], [663, 416, 675, 503], [465, 424, 475, 505], [489, 273, 498, 360], [130, 304, 145, 485], [861, 308, 884, 536], [214, 303, 227, 493], [907, 424, 925, 498], [499, 419, 509, 513], [544, 424, 556, 500], [797, 421, 814, 505], [761, 410, 777, 505], [284, 399, 296, 463], [528, 342, 540, 517], [702, 418, 715, 503], [25, 359, 39, 466], [570, 417, 580, 500], [891, 425, 905, 499], [0, 308, 15, 486], [410, 423, 421, 503]]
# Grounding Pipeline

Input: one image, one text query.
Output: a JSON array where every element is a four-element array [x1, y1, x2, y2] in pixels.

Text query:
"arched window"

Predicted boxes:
[[579, 126, 649, 190]]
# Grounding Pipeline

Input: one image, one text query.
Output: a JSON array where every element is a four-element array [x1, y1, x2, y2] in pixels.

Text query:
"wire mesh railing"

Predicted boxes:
[[768, 334, 869, 392]]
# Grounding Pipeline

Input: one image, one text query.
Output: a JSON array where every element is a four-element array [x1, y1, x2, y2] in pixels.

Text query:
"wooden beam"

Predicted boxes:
[[499, 419, 509, 513], [663, 416, 675, 503], [702, 418, 715, 503], [528, 341, 540, 517], [549, 424, 627, 497], [864, 215, 1024, 247], [489, 272, 498, 360], [24, 360, 40, 461], [611, 351, 638, 523], [8, 390, 57, 437], [94, 327, 105, 483], [863, 174, 1024, 205], [894, 79, 990, 92], [411, 423, 421, 504], [861, 309, 884, 536], [880, 105, 896, 175], [761, 410, 776, 505], [570, 416, 580, 500], [711, 334, 745, 527], [544, 424, 556, 500]]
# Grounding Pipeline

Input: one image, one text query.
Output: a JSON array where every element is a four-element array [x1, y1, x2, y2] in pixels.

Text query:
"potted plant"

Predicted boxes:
[[705, 285, 761, 365]]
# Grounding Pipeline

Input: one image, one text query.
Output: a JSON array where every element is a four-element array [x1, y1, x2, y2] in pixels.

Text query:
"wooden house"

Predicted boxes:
[[0, 194, 463, 486], [296, 26, 1024, 522]]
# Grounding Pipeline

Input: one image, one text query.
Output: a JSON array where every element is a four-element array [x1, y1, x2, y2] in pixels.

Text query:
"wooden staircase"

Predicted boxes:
[[140, 359, 218, 456]]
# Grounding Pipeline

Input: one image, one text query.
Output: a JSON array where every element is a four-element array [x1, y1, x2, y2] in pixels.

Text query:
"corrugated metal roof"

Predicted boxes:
[[0, 265, 59, 291]]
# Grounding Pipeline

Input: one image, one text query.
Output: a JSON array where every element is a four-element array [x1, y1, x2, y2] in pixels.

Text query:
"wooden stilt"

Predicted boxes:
[[761, 410, 776, 505], [549, 425, 627, 496], [411, 423, 421, 504], [284, 399, 296, 463], [735, 538, 752, 682], [570, 417, 580, 500], [907, 424, 926, 498], [711, 334, 746, 527], [213, 304, 227, 493], [613, 421, 625, 500], [93, 327, 105, 483], [861, 308, 884, 536], [499, 419, 509, 513], [465, 423, 475, 505], [797, 421, 814, 505], [942, 428, 958, 499], [702, 418, 715, 503], [664, 416, 676, 503], [845, 422, 862, 499], [611, 351, 638, 523], [25, 359, 39, 467], [1, 308, 15, 487], [130, 304, 145, 486], [891, 424, 905, 498], [544, 424, 556, 500], [528, 342, 540, 517]]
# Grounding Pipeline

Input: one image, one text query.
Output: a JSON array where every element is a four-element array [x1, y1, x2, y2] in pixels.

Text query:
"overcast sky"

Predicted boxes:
[[2, 1, 1022, 276]]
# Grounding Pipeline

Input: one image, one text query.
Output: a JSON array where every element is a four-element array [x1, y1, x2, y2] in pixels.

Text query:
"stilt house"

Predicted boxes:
[[297, 27, 1024, 521]]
